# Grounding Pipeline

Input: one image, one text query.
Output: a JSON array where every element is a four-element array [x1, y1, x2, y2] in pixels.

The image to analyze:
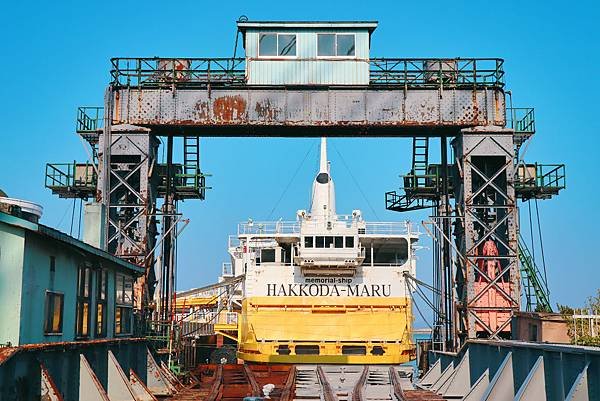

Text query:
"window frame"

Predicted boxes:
[[44, 291, 64, 335], [115, 273, 134, 336], [95, 269, 108, 338], [345, 236, 355, 248], [304, 236, 314, 248], [258, 32, 298, 59], [316, 33, 357, 59], [75, 266, 92, 339]]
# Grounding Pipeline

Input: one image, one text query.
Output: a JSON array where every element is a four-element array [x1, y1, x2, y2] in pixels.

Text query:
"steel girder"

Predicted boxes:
[[108, 86, 505, 136]]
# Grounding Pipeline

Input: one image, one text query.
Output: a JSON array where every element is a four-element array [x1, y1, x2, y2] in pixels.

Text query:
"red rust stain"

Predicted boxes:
[[212, 96, 247, 122], [0, 347, 18, 364]]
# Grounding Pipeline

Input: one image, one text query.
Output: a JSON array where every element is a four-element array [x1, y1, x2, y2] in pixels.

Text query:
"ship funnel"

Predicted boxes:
[[310, 138, 336, 220]]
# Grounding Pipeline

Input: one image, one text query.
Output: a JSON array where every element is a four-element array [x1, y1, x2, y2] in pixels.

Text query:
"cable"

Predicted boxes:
[[267, 142, 315, 219], [77, 198, 83, 239], [69, 197, 76, 236], [331, 142, 380, 220], [535, 199, 549, 291], [528, 200, 536, 262]]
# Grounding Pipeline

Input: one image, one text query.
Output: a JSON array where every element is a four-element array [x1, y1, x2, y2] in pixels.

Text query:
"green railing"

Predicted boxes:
[[516, 164, 566, 194], [518, 234, 552, 312], [76, 107, 104, 133], [45, 162, 97, 191], [156, 163, 208, 200], [506, 107, 535, 134], [109, 57, 505, 88], [369, 58, 505, 88], [110, 58, 246, 87]]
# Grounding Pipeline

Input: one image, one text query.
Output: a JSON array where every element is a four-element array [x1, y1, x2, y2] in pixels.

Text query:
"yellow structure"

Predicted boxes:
[[220, 138, 419, 364], [237, 297, 415, 364]]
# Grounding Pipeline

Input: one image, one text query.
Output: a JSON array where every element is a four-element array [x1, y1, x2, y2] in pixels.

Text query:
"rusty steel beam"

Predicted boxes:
[[108, 87, 505, 137]]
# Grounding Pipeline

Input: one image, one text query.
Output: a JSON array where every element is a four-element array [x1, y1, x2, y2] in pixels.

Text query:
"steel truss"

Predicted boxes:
[[453, 128, 519, 342]]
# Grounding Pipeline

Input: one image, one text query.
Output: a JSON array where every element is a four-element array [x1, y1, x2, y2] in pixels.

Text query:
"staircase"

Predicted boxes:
[[518, 234, 551, 312]]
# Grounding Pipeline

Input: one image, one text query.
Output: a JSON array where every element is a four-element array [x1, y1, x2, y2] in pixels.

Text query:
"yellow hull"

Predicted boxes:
[[237, 296, 415, 364]]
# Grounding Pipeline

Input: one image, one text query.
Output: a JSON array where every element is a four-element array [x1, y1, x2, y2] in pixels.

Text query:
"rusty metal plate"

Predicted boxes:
[[111, 87, 505, 135]]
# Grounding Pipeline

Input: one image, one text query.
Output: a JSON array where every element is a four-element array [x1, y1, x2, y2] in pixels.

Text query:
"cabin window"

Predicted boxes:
[[345, 236, 355, 247], [44, 291, 64, 335], [334, 236, 343, 248], [317, 33, 356, 57], [96, 269, 107, 337], [259, 33, 297, 57], [316, 236, 325, 248], [76, 266, 92, 338], [324, 236, 333, 248], [115, 273, 133, 335], [304, 236, 314, 248], [261, 249, 276, 263]]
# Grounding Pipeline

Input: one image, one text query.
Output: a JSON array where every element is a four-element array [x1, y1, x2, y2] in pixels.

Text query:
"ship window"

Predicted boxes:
[[259, 33, 297, 57], [325, 236, 334, 248], [317, 33, 356, 57], [345, 236, 355, 248], [304, 236, 314, 248], [335, 236, 343, 248], [316, 236, 325, 248], [261, 249, 276, 263], [44, 291, 64, 335]]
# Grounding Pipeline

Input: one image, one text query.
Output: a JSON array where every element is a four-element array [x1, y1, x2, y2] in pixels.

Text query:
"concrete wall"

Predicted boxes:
[[245, 29, 370, 85], [0, 221, 25, 345]]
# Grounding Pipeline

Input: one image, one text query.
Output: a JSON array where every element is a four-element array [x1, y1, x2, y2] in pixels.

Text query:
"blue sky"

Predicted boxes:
[[1, 0, 598, 320]]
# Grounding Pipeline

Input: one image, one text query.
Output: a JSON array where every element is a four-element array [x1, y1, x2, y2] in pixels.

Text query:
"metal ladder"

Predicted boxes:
[[183, 136, 200, 189], [411, 137, 429, 189]]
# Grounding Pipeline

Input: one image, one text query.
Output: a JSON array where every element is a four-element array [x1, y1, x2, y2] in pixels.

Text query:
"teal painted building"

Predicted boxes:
[[0, 210, 144, 346], [238, 21, 378, 85]]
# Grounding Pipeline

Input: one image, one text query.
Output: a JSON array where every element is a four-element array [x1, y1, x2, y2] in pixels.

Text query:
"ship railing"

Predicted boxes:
[[179, 287, 221, 300], [228, 235, 241, 248], [363, 221, 418, 236], [238, 221, 301, 235], [236, 218, 417, 236]]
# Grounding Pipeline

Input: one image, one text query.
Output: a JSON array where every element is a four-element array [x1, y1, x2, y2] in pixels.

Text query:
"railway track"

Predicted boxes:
[[191, 364, 441, 401]]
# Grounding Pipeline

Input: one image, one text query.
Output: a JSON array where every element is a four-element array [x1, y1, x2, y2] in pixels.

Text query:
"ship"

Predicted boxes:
[[216, 138, 420, 364]]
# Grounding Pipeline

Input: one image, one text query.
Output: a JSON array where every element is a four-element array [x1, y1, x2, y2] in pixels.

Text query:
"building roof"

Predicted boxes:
[[237, 20, 378, 33], [0, 211, 144, 275]]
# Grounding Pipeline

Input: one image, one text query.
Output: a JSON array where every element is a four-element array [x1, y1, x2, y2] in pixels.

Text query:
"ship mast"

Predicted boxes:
[[310, 137, 336, 221]]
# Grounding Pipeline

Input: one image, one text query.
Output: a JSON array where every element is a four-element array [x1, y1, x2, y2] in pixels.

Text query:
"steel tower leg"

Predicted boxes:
[[99, 88, 159, 312], [453, 127, 520, 341]]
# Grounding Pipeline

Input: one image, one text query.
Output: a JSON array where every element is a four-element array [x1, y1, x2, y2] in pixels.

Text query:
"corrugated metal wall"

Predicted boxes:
[[245, 30, 370, 85]]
